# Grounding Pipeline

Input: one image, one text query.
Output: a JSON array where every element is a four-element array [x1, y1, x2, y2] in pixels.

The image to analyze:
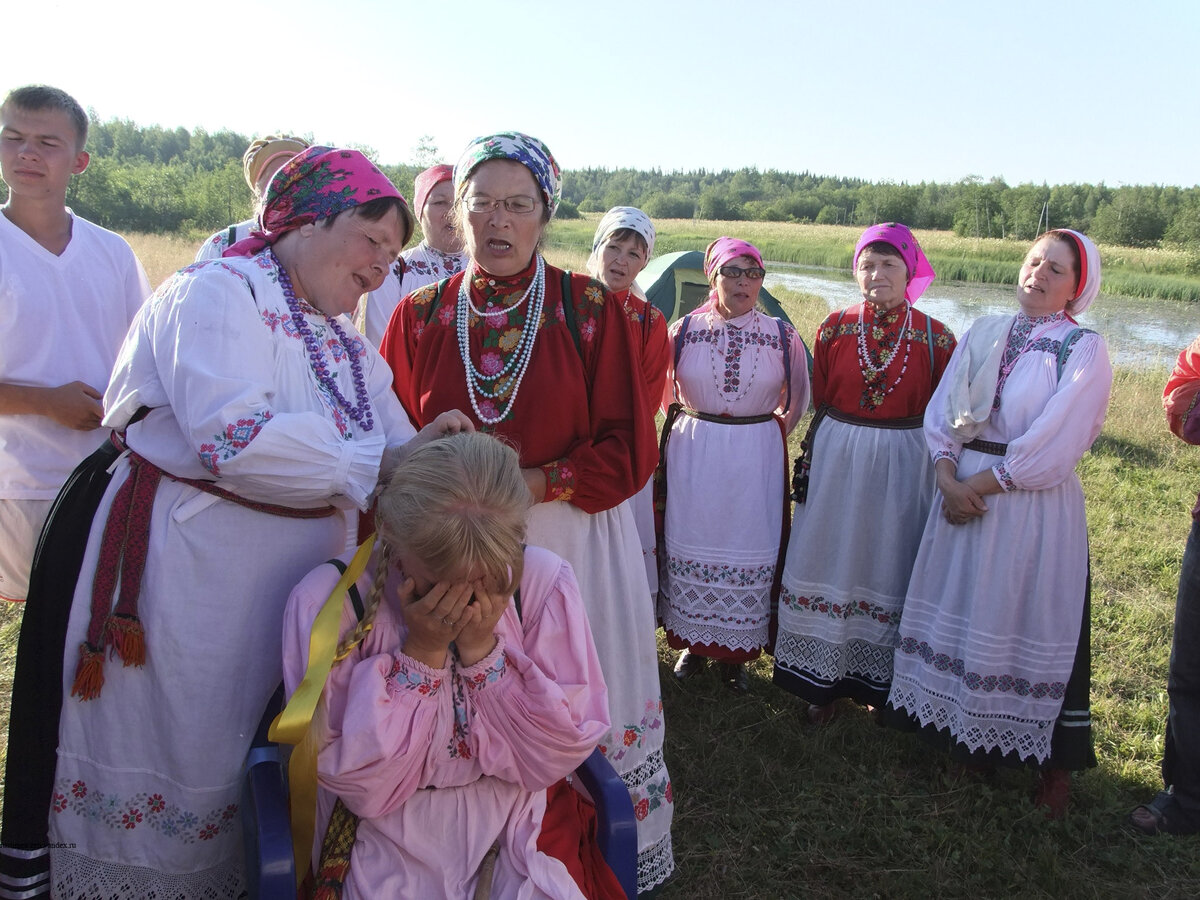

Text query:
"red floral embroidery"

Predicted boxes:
[[71, 780, 87, 798], [148, 794, 166, 813], [122, 808, 142, 829], [198, 823, 220, 840], [623, 729, 638, 747], [634, 798, 650, 821], [542, 459, 576, 503]]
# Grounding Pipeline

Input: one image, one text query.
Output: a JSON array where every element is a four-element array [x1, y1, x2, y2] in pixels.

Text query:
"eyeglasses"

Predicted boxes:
[[718, 265, 766, 280], [463, 195, 541, 215]]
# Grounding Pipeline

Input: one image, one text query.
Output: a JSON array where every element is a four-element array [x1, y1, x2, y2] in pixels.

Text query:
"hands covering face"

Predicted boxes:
[[398, 574, 509, 668]]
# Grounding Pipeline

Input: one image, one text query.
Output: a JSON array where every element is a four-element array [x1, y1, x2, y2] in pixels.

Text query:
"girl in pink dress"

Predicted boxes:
[[283, 432, 619, 899]]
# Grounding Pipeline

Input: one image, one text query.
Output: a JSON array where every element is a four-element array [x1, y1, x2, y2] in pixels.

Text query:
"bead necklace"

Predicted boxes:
[[709, 311, 762, 401], [274, 251, 374, 432], [463, 260, 542, 318], [857, 303, 912, 399], [456, 256, 546, 426]]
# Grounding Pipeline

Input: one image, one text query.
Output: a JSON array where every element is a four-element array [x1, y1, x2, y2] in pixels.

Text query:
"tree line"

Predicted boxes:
[[8, 115, 1198, 259]]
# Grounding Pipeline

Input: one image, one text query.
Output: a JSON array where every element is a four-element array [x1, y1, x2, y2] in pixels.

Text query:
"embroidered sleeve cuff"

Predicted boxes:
[[933, 449, 959, 465], [994, 462, 1017, 493], [385, 654, 447, 698], [540, 458, 576, 503], [460, 635, 509, 695]]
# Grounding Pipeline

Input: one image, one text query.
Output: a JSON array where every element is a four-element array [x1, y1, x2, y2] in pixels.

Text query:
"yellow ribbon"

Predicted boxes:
[[269, 535, 375, 882]]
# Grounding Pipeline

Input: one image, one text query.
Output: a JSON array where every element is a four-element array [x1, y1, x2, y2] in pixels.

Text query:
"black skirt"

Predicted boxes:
[[0, 438, 120, 897]]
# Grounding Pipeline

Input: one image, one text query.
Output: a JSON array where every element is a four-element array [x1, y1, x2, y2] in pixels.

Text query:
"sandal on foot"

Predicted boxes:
[[1129, 789, 1200, 836]]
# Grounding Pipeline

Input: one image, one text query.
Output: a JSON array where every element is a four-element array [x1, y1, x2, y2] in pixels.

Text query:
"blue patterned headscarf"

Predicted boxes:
[[453, 131, 562, 218]]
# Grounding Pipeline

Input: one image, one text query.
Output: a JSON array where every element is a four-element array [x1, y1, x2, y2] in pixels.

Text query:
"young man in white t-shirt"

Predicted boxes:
[[0, 85, 150, 601]]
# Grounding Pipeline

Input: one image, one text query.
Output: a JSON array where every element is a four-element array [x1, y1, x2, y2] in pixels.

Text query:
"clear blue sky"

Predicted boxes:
[[4, 0, 1196, 187]]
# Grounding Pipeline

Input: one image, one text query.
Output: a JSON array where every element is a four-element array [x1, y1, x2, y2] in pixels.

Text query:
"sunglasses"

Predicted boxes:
[[718, 265, 766, 280]]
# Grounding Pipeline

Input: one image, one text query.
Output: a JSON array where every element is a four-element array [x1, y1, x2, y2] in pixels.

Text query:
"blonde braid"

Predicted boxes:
[[334, 540, 393, 661]]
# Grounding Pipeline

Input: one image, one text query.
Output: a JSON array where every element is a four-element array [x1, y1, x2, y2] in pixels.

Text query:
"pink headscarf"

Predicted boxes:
[[225, 146, 408, 258], [853, 222, 936, 303], [696, 237, 764, 315], [413, 164, 453, 219]]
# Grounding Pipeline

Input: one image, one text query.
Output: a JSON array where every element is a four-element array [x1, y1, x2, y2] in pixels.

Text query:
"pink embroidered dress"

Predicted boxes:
[[282, 545, 610, 899], [659, 307, 810, 661], [47, 252, 415, 899], [383, 261, 676, 891]]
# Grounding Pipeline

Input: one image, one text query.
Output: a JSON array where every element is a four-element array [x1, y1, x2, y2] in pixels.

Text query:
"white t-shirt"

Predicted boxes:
[[0, 211, 150, 498]]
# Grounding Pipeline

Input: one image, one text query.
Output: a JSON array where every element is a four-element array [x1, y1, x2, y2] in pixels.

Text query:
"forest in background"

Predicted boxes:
[[7, 115, 1200, 266]]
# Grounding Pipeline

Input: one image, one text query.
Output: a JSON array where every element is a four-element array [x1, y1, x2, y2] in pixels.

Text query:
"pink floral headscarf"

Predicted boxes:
[[225, 146, 408, 257], [698, 237, 764, 314], [853, 223, 936, 303], [413, 164, 453, 219]]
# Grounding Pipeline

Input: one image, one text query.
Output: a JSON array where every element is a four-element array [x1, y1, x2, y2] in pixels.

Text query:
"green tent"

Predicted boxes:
[[635, 250, 795, 326], [636, 250, 812, 373]]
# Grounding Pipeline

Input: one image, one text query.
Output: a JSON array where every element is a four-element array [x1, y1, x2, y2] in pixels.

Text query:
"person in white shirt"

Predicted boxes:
[[0, 84, 149, 602]]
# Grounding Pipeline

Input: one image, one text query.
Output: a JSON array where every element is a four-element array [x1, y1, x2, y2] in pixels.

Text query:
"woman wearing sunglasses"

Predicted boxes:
[[658, 237, 809, 692]]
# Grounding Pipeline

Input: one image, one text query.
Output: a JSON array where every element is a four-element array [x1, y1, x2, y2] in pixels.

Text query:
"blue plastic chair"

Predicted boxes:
[[242, 686, 638, 900]]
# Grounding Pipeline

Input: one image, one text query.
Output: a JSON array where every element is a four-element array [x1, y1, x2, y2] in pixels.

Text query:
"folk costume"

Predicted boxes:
[[774, 224, 955, 709], [10, 149, 417, 899], [1129, 337, 1200, 834], [887, 230, 1111, 772], [283, 545, 617, 899], [587, 207, 670, 600], [359, 165, 467, 346], [380, 132, 675, 892], [658, 238, 810, 664]]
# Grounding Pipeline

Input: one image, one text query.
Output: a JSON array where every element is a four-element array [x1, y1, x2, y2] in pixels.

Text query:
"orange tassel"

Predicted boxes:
[[70, 645, 105, 701], [105, 615, 146, 667]]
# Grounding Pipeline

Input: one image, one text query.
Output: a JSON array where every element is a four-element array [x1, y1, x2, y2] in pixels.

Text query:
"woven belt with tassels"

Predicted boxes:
[[70, 431, 339, 701]]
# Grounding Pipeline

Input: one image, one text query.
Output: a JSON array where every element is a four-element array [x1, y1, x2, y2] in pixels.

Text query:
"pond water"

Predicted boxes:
[[766, 265, 1198, 370]]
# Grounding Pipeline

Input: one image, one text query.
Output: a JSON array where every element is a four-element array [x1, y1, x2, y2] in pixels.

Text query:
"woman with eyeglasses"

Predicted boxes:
[[773, 223, 954, 725], [658, 237, 810, 693], [380, 132, 675, 893]]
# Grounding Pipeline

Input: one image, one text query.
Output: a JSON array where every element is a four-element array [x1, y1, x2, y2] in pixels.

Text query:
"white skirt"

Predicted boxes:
[[774, 417, 934, 703], [887, 446, 1089, 764], [659, 414, 785, 654], [526, 501, 674, 892], [49, 458, 349, 898]]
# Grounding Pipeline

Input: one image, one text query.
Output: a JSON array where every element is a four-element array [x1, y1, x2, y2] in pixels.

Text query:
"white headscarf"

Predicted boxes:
[[586, 206, 656, 282], [1049, 228, 1102, 315]]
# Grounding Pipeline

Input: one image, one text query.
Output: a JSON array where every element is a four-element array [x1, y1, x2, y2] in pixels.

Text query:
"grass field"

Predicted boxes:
[[0, 230, 1196, 898]]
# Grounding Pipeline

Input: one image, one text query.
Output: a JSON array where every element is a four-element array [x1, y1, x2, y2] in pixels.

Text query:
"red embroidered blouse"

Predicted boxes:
[[380, 260, 658, 514]]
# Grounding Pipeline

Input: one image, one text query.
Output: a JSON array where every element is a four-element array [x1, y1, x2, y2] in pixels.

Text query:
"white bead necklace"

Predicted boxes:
[[456, 256, 546, 426], [709, 312, 762, 401], [857, 303, 912, 399], [463, 259, 542, 318]]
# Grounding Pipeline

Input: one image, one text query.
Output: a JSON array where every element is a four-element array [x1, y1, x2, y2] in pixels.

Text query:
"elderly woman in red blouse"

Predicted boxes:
[[380, 132, 675, 892]]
